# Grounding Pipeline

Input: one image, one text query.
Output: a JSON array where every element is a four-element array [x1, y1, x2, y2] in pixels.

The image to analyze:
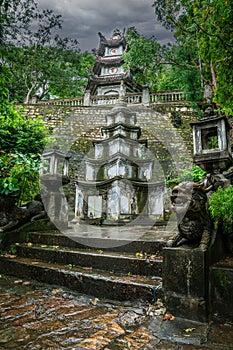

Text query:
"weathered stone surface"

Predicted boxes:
[[210, 256, 233, 322], [163, 247, 208, 322], [1, 274, 233, 349], [163, 248, 207, 297]]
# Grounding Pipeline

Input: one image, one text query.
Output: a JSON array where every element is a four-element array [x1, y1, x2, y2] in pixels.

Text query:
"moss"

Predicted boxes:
[[213, 269, 230, 293]]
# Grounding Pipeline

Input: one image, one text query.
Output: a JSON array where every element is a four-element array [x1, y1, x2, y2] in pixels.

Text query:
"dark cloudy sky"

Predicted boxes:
[[37, 0, 174, 52]]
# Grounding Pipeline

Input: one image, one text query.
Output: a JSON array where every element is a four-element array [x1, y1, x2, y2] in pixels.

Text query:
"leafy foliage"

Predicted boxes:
[[0, 101, 47, 203], [209, 185, 233, 235], [0, 152, 41, 205], [156, 45, 203, 102], [166, 165, 206, 187], [0, 105, 47, 154], [5, 46, 94, 102], [123, 27, 162, 90], [0, 0, 94, 102], [123, 27, 203, 102], [153, 0, 233, 114]]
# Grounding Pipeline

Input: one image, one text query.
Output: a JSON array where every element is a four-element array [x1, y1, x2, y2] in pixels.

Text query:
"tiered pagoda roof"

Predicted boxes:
[[75, 100, 165, 223], [86, 29, 142, 96]]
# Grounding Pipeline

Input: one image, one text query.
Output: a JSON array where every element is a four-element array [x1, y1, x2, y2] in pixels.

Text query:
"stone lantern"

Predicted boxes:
[[40, 145, 70, 225], [190, 114, 232, 173], [40, 146, 69, 180]]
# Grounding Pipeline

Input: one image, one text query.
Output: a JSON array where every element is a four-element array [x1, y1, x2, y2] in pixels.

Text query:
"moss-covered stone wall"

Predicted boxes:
[[18, 103, 198, 213]]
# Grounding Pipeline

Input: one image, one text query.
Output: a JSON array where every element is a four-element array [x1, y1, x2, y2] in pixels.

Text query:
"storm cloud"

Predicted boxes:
[[37, 0, 173, 51]]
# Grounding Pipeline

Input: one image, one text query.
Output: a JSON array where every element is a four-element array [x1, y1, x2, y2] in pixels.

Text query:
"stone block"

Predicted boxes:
[[163, 247, 209, 321], [210, 262, 233, 323]]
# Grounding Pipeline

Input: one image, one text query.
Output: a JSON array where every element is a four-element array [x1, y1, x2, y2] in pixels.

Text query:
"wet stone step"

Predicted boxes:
[[27, 230, 167, 254], [15, 243, 163, 277], [0, 256, 163, 302]]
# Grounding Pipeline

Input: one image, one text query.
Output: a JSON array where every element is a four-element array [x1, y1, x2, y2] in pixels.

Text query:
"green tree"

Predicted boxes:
[[153, 0, 233, 113], [5, 45, 94, 103], [48, 51, 94, 100], [123, 27, 203, 102], [156, 44, 203, 102], [123, 27, 163, 90], [0, 0, 94, 102]]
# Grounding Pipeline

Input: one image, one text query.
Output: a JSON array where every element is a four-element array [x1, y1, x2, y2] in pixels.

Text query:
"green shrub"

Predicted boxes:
[[208, 185, 233, 234], [166, 165, 206, 187], [0, 102, 47, 204]]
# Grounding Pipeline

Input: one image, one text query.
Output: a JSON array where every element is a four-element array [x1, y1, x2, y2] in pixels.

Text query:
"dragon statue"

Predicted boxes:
[[167, 181, 212, 250]]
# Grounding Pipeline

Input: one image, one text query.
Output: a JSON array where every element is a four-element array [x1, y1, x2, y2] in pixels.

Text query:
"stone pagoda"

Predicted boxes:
[[74, 90, 165, 225], [86, 29, 142, 97]]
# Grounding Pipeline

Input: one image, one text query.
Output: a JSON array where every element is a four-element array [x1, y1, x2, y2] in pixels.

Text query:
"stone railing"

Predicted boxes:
[[91, 94, 119, 105], [37, 97, 84, 106], [35, 90, 190, 106], [126, 93, 142, 104], [150, 90, 190, 103]]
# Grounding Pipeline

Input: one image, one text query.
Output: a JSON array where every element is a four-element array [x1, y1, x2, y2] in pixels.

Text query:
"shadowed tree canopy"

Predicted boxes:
[[123, 27, 203, 102], [153, 0, 233, 114], [0, 0, 94, 103]]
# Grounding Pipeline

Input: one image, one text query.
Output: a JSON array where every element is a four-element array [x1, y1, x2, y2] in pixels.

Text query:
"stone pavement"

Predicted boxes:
[[0, 274, 233, 350]]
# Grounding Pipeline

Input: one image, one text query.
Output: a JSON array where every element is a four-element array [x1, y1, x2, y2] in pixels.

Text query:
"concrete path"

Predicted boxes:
[[0, 274, 232, 349]]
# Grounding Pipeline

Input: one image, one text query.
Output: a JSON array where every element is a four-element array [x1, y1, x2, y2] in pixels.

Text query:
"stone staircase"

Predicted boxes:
[[0, 223, 171, 303]]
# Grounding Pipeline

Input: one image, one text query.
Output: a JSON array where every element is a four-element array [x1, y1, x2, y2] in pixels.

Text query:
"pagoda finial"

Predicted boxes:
[[112, 28, 121, 39]]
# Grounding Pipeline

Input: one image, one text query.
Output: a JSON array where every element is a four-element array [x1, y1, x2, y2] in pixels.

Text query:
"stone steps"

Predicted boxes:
[[27, 231, 167, 254], [0, 256, 162, 302], [15, 243, 163, 277], [0, 228, 165, 302]]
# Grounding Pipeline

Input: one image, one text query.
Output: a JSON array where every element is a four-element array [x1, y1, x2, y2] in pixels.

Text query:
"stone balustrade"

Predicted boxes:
[[150, 90, 190, 103], [126, 93, 142, 104], [38, 97, 84, 106], [91, 94, 119, 105], [35, 90, 190, 107]]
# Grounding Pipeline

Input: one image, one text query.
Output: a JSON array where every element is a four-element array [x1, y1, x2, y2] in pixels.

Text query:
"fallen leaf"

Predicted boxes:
[[162, 313, 175, 321], [52, 288, 63, 294], [91, 298, 99, 305], [136, 252, 144, 258], [14, 280, 23, 284], [184, 327, 195, 333]]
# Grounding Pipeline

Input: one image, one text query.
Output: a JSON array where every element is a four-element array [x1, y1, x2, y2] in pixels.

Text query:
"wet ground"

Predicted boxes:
[[0, 274, 233, 350]]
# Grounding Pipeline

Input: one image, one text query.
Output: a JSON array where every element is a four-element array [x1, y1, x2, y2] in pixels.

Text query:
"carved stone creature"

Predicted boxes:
[[167, 182, 212, 250], [0, 195, 47, 232]]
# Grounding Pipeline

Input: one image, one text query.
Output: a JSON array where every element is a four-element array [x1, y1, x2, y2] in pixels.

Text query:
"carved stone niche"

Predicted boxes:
[[190, 115, 232, 173]]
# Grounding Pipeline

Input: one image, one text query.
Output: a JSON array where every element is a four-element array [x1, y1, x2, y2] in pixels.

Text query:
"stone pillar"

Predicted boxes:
[[30, 95, 38, 104], [142, 86, 150, 106], [84, 89, 91, 106], [163, 247, 209, 322]]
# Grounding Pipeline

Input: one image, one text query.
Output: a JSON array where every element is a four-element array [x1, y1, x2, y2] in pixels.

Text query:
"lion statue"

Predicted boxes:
[[167, 181, 212, 250]]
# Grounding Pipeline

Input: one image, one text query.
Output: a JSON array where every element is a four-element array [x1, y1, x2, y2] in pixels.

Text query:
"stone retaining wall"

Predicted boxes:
[[18, 103, 197, 213], [18, 103, 196, 153]]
